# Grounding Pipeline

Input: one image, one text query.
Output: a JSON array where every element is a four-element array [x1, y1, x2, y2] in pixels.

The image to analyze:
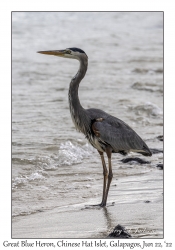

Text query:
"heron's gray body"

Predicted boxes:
[[86, 108, 151, 155], [68, 50, 151, 156], [38, 47, 152, 207]]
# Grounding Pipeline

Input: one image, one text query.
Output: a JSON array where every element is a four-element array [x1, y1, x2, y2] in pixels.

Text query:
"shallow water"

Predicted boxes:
[[12, 12, 163, 238]]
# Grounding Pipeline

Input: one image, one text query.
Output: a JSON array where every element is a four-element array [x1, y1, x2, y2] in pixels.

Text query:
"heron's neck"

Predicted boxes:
[[68, 57, 90, 134]]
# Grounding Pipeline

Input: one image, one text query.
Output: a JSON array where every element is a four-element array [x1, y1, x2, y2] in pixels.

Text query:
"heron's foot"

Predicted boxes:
[[99, 201, 115, 207], [103, 201, 115, 207], [84, 201, 115, 209], [99, 202, 106, 207]]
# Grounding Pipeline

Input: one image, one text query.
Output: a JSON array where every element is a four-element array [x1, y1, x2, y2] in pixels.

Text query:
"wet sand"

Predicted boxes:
[[12, 167, 163, 239]]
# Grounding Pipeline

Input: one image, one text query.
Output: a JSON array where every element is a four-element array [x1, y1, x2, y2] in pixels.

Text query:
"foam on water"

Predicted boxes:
[[12, 172, 45, 189], [58, 141, 95, 166], [36, 141, 95, 170]]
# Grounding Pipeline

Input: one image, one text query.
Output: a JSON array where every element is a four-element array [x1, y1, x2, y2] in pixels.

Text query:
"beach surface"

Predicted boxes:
[[12, 162, 163, 238]]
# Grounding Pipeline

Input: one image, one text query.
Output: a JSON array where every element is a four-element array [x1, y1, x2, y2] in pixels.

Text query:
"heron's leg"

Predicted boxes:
[[98, 151, 108, 206], [101, 148, 113, 207]]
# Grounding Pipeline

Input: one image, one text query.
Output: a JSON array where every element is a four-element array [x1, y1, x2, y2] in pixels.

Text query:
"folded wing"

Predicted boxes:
[[92, 116, 151, 156]]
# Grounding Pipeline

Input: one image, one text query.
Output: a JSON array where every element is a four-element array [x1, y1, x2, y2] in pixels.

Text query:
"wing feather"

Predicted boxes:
[[86, 108, 151, 156], [92, 116, 149, 153]]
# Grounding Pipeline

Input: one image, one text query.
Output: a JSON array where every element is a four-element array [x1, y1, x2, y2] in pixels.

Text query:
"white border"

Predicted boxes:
[[1, 0, 175, 247]]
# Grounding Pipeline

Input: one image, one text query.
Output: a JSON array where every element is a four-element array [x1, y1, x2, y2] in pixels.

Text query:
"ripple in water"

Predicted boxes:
[[12, 141, 95, 189], [129, 102, 163, 117], [12, 172, 45, 189]]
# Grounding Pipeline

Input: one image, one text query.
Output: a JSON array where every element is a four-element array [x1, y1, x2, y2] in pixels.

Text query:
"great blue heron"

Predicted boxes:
[[38, 47, 152, 207]]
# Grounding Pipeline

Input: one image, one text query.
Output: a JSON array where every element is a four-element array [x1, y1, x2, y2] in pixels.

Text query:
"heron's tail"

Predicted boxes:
[[139, 145, 152, 156]]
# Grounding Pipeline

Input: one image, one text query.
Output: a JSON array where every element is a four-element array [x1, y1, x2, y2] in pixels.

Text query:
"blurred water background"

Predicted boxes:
[[12, 12, 163, 238]]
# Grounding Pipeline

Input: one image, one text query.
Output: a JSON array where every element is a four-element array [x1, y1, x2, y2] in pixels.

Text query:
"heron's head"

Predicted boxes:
[[37, 47, 88, 61]]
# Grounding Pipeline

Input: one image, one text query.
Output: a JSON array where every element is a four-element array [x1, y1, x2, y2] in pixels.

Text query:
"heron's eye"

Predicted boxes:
[[66, 50, 71, 54]]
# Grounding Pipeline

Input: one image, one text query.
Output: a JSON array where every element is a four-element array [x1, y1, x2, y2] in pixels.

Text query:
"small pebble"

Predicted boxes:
[[157, 135, 163, 141], [156, 164, 163, 170]]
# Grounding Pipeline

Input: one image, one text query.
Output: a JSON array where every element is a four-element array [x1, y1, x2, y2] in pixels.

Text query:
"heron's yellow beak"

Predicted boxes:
[[37, 50, 65, 57]]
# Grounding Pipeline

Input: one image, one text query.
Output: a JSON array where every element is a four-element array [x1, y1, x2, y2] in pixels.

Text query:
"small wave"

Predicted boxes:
[[35, 141, 94, 169], [132, 68, 163, 74], [12, 208, 45, 218], [131, 82, 163, 93], [13, 141, 95, 177], [57, 141, 94, 166], [129, 102, 163, 117], [12, 172, 45, 189], [12, 157, 35, 165], [12, 141, 95, 189]]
